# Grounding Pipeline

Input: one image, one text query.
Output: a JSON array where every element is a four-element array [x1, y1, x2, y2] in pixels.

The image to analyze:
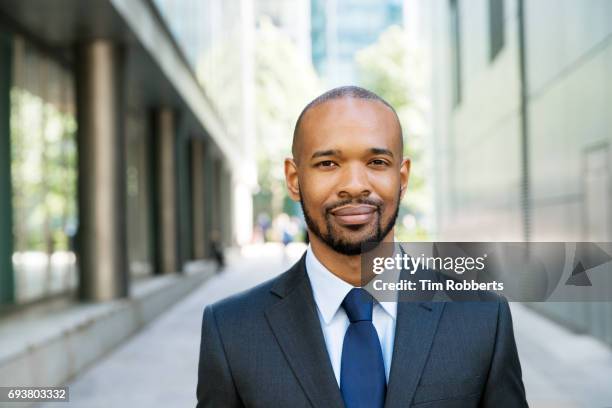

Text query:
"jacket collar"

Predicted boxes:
[[267, 250, 446, 408], [266, 252, 346, 408]]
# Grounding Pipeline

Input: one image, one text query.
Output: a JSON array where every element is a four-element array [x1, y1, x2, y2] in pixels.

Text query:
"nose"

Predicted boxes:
[[337, 162, 371, 199]]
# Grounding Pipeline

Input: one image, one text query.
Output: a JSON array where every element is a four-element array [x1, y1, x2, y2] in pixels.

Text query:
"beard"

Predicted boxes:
[[299, 189, 400, 256]]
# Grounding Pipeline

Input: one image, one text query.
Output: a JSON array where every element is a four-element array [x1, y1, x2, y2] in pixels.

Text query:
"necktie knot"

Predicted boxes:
[[342, 288, 373, 323]]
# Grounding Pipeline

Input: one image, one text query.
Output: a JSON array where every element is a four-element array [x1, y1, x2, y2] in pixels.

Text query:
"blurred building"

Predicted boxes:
[[155, 0, 257, 249], [0, 0, 256, 387], [0, 0, 258, 306], [255, 0, 312, 62], [311, 0, 404, 86], [430, 0, 612, 346]]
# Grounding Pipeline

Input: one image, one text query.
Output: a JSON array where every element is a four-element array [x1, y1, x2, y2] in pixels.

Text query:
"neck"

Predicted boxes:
[[309, 229, 395, 286]]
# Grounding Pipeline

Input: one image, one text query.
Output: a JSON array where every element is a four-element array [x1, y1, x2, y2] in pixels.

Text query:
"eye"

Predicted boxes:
[[370, 159, 389, 166], [316, 160, 337, 168]]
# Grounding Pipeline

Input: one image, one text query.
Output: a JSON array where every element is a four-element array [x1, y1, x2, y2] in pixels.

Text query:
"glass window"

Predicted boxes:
[[10, 35, 78, 303], [125, 109, 154, 279]]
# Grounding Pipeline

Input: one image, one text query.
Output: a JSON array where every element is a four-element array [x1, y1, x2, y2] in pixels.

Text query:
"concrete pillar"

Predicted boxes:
[[213, 158, 225, 244], [203, 148, 216, 258], [0, 31, 14, 305], [75, 40, 128, 301], [210, 157, 220, 239], [220, 165, 234, 247], [156, 108, 178, 274], [176, 122, 192, 267], [191, 140, 206, 259]]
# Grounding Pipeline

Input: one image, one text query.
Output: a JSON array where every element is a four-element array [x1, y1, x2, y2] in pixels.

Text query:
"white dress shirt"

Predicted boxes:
[[305, 245, 397, 386]]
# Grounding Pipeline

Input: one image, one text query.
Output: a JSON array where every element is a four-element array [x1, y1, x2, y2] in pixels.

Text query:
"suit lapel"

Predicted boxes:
[[265, 255, 345, 408], [384, 267, 446, 408]]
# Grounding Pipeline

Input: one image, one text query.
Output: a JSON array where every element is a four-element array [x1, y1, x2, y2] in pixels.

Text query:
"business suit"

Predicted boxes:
[[196, 252, 528, 407]]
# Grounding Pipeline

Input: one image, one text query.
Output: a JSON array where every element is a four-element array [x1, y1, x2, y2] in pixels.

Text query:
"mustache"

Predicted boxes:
[[324, 197, 384, 214]]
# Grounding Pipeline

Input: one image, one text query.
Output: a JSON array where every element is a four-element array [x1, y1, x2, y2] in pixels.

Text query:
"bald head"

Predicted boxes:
[[292, 86, 403, 161]]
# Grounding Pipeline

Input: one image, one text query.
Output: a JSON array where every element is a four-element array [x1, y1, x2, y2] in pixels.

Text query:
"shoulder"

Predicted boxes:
[[423, 266, 510, 305], [438, 291, 513, 345], [200, 274, 284, 347], [207, 274, 279, 319], [415, 268, 510, 329], [204, 252, 308, 324]]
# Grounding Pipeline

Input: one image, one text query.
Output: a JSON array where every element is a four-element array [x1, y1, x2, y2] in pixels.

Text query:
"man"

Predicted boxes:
[[197, 86, 528, 407]]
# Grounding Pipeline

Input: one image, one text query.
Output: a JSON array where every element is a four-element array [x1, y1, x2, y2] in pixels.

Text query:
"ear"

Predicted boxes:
[[284, 157, 300, 201], [399, 157, 411, 200]]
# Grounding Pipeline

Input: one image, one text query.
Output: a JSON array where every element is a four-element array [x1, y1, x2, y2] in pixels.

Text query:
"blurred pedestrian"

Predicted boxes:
[[209, 230, 225, 273], [257, 212, 271, 242]]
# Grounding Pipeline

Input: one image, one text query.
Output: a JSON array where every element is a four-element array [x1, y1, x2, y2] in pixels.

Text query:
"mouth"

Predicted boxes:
[[330, 204, 378, 226]]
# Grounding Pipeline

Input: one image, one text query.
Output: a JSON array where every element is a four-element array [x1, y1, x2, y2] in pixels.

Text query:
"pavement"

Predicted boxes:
[[512, 303, 612, 407], [37, 243, 612, 408]]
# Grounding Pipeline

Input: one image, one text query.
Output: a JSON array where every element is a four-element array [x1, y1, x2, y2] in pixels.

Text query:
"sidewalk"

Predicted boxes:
[[38, 243, 612, 408], [37, 243, 306, 408], [512, 302, 612, 407]]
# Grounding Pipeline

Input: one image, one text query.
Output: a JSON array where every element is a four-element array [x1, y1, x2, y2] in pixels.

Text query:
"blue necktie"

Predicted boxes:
[[340, 288, 386, 408]]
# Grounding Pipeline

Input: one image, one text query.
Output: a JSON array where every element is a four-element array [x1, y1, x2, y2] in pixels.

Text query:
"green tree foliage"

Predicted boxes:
[[253, 18, 321, 218], [356, 26, 431, 240]]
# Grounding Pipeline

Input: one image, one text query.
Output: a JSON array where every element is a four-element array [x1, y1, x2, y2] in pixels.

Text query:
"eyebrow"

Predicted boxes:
[[311, 149, 341, 159], [310, 147, 395, 160], [370, 147, 394, 158]]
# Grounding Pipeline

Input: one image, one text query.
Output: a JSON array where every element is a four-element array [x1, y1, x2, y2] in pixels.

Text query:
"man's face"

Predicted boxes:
[[285, 97, 410, 255]]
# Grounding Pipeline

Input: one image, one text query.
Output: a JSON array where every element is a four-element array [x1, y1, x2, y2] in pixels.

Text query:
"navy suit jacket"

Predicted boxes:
[[196, 252, 528, 407]]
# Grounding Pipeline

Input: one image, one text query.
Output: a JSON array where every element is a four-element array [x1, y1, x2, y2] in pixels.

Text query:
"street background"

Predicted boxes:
[[0, 0, 611, 407]]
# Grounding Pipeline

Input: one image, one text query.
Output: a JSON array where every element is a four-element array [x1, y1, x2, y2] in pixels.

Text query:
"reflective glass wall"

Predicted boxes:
[[125, 106, 154, 279], [10, 35, 78, 303]]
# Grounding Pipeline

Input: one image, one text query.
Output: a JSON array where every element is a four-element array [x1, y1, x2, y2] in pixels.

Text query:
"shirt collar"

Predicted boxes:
[[305, 244, 397, 324]]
